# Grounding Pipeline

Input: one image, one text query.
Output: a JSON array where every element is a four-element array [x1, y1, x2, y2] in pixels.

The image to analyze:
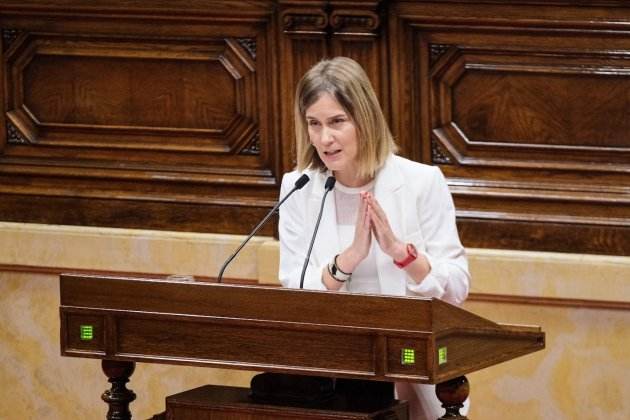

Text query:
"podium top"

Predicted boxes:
[[60, 273, 496, 333], [60, 273, 544, 384]]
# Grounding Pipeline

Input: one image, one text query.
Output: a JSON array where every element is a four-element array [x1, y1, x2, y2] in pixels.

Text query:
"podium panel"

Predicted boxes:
[[163, 384, 408, 420], [59, 273, 545, 420]]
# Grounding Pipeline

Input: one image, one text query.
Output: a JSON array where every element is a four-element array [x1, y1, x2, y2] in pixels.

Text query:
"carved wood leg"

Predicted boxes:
[[435, 375, 469, 420], [101, 360, 136, 420]]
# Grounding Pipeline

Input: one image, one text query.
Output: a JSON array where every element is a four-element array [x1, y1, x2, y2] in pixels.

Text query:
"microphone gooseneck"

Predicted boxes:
[[217, 174, 310, 283], [299, 176, 336, 289]]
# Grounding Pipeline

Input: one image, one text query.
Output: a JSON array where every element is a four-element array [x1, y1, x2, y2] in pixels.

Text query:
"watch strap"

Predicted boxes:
[[393, 243, 418, 268], [327, 254, 352, 282]]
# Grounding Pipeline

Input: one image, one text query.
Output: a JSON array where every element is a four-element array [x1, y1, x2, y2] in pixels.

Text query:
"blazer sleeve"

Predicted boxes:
[[278, 172, 327, 290], [406, 166, 470, 305]]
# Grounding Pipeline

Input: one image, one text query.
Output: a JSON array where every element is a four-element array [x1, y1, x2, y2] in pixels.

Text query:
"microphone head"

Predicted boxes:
[[324, 176, 336, 191], [294, 174, 310, 189]]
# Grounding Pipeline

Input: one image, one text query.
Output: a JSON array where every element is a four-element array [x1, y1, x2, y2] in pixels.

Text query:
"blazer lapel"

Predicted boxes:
[[374, 156, 406, 296]]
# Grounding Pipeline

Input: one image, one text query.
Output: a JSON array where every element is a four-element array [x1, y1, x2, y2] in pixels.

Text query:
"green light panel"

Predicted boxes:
[[80, 325, 94, 341], [438, 346, 447, 365], [401, 348, 415, 365]]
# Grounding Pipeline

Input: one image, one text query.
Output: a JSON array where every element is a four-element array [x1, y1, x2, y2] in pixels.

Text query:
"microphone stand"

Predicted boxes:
[[299, 176, 335, 289], [217, 174, 309, 283]]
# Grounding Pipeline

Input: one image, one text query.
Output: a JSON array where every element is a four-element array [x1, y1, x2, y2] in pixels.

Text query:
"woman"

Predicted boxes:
[[278, 57, 470, 419]]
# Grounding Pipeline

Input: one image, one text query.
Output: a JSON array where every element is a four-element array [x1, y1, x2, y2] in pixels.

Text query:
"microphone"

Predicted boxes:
[[299, 176, 336, 289], [217, 174, 310, 283]]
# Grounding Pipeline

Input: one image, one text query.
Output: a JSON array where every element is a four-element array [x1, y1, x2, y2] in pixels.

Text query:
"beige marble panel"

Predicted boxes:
[[0, 222, 269, 280], [464, 301, 630, 420], [1, 222, 629, 419], [467, 249, 630, 302], [0, 271, 253, 420]]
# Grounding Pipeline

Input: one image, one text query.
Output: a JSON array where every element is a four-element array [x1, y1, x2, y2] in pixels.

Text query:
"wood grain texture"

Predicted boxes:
[[164, 384, 409, 420], [0, 0, 629, 255], [59, 273, 545, 384], [391, 0, 630, 255]]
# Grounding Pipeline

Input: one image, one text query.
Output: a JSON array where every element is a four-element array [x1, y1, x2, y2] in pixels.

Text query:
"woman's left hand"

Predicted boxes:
[[364, 192, 407, 260]]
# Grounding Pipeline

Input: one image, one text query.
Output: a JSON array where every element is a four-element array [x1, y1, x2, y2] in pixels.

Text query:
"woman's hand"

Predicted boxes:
[[323, 191, 372, 289], [365, 192, 431, 284], [335, 191, 372, 273], [364, 192, 407, 261]]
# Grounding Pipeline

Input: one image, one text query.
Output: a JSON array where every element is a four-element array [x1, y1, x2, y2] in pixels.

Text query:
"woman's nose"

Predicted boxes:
[[320, 126, 334, 144]]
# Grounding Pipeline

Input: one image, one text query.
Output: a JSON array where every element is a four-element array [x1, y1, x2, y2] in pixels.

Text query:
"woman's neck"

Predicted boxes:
[[333, 170, 373, 188]]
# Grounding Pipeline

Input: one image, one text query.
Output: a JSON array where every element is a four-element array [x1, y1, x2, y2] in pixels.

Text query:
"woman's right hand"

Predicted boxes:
[[335, 191, 371, 273]]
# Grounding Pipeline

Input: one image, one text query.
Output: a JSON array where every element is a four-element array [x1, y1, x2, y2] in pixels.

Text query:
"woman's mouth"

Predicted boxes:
[[324, 149, 341, 156]]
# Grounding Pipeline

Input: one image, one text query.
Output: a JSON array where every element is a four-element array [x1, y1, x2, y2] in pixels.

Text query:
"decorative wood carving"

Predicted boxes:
[[0, 0, 628, 255], [430, 46, 630, 168], [1, 28, 20, 49], [236, 38, 256, 59], [6, 121, 29, 145], [431, 137, 452, 164], [5, 34, 260, 154], [330, 9, 381, 35], [101, 360, 136, 420], [392, 1, 630, 255], [281, 9, 328, 33], [240, 133, 261, 155], [0, 2, 279, 235], [429, 43, 451, 67]]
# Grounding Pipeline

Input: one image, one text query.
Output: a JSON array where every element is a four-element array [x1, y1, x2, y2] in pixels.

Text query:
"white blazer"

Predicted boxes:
[[278, 154, 470, 305]]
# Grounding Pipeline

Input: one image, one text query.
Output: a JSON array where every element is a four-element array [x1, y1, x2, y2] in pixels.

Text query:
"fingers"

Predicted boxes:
[[363, 192, 402, 257], [364, 192, 388, 223], [363, 192, 389, 233], [358, 192, 371, 229], [350, 191, 372, 259], [368, 206, 386, 239]]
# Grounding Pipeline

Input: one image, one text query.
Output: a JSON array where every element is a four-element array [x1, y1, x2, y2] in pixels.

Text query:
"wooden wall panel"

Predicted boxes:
[[391, 0, 630, 255], [8, 35, 258, 153], [0, 0, 629, 255], [277, 1, 388, 171], [0, 1, 280, 235]]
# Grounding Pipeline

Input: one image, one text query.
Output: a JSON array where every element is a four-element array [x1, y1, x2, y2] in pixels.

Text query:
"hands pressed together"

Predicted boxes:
[[323, 192, 431, 290]]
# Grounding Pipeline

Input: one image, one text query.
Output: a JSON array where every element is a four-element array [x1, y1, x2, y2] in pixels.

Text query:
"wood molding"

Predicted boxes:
[[0, 264, 258, 285], [2, 263, 627, 311], [0, 0, 628, 255], [469, 292, 630, 311]]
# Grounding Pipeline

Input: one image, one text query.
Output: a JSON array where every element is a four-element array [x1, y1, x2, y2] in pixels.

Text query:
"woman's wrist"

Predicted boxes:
[[337, 248, 362, 274], [389, 241, 408, 261]]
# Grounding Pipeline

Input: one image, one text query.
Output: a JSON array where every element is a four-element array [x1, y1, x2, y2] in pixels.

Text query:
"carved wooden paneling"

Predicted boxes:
[[0, 1, 280, 235], [0, 1, 629, 255], [391, 0, 630, 255], [278, 1, 388, 171], [7, 35, 258, 154], [429, 46, 630, 166]]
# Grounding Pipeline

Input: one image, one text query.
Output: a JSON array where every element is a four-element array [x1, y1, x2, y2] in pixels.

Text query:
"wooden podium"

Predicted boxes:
[[59, 273, 545, 419]]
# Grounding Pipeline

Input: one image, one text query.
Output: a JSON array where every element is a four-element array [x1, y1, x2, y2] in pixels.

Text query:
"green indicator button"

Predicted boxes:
[[438, 346, 447, 365], [80, 325, 94, 341], [401, 348, 415, 365]]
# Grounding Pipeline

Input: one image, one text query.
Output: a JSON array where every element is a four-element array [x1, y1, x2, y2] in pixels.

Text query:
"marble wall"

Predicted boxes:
[[1, 222, 628, 419]]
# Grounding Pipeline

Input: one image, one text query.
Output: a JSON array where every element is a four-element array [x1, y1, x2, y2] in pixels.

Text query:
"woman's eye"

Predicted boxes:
[[332, 118, 346, 125], [307, 120, 320, 127]]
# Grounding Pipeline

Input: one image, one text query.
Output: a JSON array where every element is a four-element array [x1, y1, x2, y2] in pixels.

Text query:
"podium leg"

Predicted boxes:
[[101, 360, 136, 420], [436, 375, 469, 420]]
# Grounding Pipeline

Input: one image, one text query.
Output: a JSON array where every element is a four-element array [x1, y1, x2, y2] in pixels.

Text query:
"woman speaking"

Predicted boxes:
[[278, 56, 470, 419]]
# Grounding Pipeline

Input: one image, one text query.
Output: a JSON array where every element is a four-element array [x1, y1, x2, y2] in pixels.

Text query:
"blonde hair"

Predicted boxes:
[[294, 57, 397, 180]]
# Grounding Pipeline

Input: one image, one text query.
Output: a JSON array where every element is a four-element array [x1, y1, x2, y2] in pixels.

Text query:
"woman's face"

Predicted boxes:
[[305, 92, 360, 185]]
